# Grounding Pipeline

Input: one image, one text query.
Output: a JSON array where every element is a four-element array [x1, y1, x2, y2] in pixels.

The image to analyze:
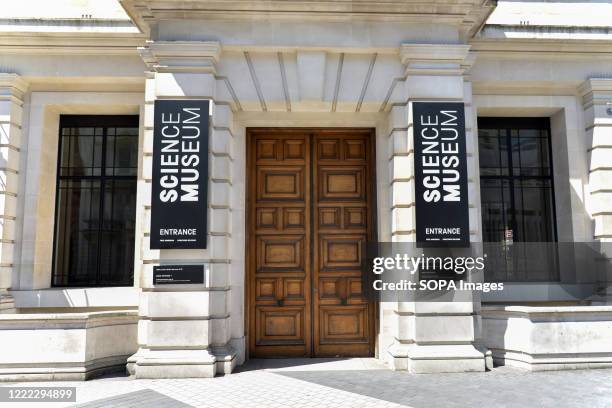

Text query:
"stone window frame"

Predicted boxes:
[[14, 92, 144, 292], [474, 95, 593, 302]]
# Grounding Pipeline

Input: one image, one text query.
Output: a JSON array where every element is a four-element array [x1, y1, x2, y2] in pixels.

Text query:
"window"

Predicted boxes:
[[52, 116, 139, 287], [478, 117, 556, 243], [478, 118, 558, 281]]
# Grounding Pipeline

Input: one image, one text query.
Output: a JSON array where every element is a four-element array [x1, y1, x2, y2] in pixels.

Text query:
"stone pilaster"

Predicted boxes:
[[128, 41, 237, 378], [580, 79, 612, 303], [385, 44, 486, 372], [0, 74, 27, 314]]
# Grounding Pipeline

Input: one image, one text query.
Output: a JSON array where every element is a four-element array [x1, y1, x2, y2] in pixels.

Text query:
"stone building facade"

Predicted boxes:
[[0, 0, 611, 379]]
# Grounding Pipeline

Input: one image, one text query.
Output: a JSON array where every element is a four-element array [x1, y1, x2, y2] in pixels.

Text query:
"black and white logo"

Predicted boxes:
[[413, 102, 469, 246], [150, 99, 209, 249]]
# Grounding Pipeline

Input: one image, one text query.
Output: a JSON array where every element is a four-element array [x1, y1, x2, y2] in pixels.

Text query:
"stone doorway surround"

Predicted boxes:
[[123, 0, 495, 377]]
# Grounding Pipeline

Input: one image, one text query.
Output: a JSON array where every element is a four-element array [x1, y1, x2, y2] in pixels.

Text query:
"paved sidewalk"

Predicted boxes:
[[0, 359, 611, 407]]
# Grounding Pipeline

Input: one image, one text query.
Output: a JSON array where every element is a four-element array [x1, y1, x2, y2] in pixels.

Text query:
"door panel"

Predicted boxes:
[[313, 132, 374, 357], [318, 166, 365, 201], [247, 129, 374, 358], [249, 132, 311, 357]]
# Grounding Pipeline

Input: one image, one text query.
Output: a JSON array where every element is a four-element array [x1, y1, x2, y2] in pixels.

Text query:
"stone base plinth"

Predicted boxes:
[[132, 349, 218, 379], [212, 345, 237, 375], [0, 310, 137, 381], [483, 305, 612, 371], [388, 343, 486, 373]]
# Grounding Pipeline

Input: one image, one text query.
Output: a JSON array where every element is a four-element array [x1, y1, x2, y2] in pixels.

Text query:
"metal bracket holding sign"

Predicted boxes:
[[413, 102, 470, 247], [150, 99, 209, 249]]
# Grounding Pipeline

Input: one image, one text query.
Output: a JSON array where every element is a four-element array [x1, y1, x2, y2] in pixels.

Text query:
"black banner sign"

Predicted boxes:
[[151, 100, 209, 249], [413, 102, 469, 246], [153, 265, 204, 285]]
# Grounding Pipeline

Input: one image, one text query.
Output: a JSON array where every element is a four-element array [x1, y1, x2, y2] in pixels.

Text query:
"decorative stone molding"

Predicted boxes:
[[139, 41, 221, 73], [0, 32, 145, 56], [579, 78, 612, 110], [0, 74, 28, 314], [400, 44, 473, 75], [479, 24, 612, 43], [121, 0, 496, 38], [471, 38, 612, 59], [400, 44, 472, 65], [0, 74, 28, 101]]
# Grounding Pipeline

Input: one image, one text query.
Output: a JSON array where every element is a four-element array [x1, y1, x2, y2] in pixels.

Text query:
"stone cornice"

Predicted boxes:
[[0, 32, 146, 56], [139, 41, 221, 73], [0, 74, 29, 100], [479, 24, 612, 41], [121, 0, 496, 39], [470, 38, 612, 59], [400, 44, 472, 65]]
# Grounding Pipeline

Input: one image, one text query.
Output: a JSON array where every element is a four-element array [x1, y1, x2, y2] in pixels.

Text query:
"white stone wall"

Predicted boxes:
[[382, 44, 487, 373], [581, 80, 612, 241], [482, 305, 612, 370], [131, 42, 245, 378], [0, 310, 138, 381], [580, 79, 612, 301]]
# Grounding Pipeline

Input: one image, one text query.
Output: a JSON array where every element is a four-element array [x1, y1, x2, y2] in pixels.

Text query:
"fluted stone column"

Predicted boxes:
[[385, 44, 486, 372], [0, 74, 27, 314], [128, 41, 237, 378], [581, 79, 612, 303]]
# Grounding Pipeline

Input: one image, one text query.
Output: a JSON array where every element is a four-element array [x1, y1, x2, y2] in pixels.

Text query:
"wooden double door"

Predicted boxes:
[[247, 128, 376, 358]]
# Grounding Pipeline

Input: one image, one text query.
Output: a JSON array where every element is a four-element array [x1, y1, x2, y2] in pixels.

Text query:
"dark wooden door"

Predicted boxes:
[[247, 129, 375, 358], [312, 131, 375, 356], [248, 131, 312, 357]]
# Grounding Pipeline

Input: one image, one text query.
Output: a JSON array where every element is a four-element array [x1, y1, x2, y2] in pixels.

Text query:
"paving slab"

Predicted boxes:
[[0, 359, 610, 408]]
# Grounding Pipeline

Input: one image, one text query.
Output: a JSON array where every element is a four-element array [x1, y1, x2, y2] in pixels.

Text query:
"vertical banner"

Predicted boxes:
[[413, 102, 469, 246], [150, 99, 209, 249]]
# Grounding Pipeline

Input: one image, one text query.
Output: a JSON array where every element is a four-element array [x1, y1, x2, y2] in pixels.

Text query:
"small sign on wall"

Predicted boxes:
[[153, 265, 205, 285], [413, 102, 469, 246], [150, 99, 209, 249]]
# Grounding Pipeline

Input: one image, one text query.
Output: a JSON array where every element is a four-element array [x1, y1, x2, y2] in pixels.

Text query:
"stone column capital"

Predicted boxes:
[[579, 78, 612, 109], [0, 73, 29, 101], [579, 78, 612, 94], [139, 41, 221, 74], [399, 43, 473, 76]]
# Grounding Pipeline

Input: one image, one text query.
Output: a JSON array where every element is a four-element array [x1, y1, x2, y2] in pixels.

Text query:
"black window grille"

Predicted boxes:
[[478, 117, 558, 282], [52, 115, 139, 287]]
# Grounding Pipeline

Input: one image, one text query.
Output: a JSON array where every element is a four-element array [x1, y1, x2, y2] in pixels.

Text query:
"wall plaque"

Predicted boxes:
[[153, 265, 204, 285]]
